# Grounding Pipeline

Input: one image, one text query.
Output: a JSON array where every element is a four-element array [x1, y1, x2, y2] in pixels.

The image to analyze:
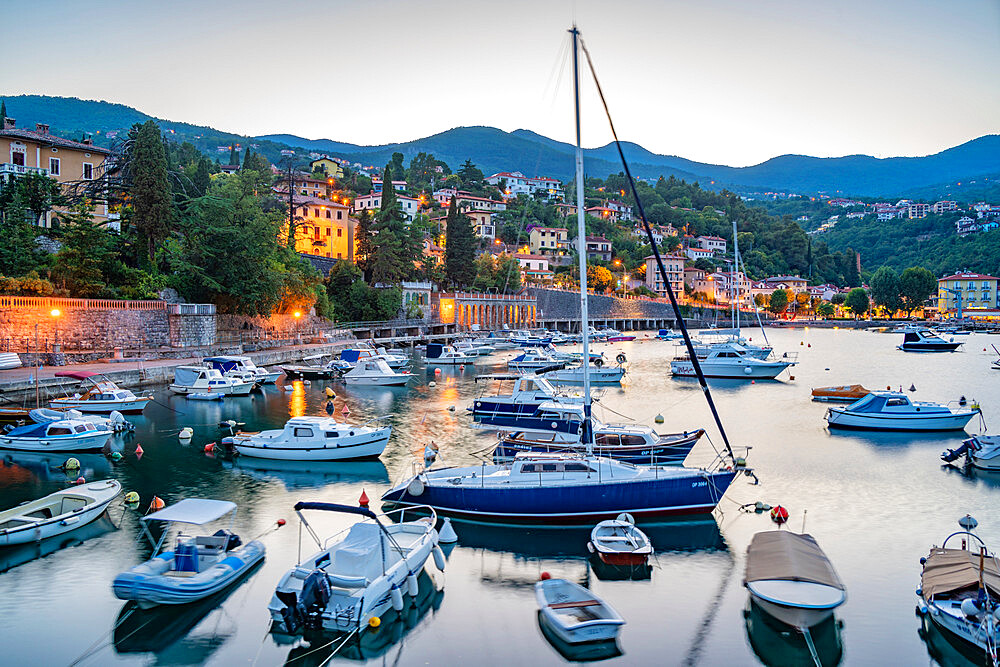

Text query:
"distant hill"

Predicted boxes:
[[4, 94, 999, 197]]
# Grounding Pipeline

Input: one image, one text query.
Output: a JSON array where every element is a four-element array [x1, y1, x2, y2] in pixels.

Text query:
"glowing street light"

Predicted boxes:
[[293, 311, 302, 319]]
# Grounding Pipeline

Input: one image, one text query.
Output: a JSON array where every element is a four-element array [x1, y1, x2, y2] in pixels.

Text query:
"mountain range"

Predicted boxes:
[[4, 94, 999, 198]]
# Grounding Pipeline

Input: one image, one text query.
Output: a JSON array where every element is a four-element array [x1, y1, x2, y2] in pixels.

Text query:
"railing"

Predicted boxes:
[[450, 292, 535, 301], [0, 296, 167, 310], [0, 163, 49, 177], [166, 303, 216, 315]]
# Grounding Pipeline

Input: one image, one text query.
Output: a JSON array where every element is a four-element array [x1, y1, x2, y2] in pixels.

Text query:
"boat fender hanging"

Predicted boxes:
[[428, 381, 436, 387], [369, 616, 381, 629], [63, 457, 81, 471], [407, 477, 425, 496], [406, 572, 419, 597], [961, 599, 981, 617], [744, 367, 753, 375], [432, 545, 447, 570], [616, 353, 627, 364], [390, 585, 404, 611], [124, 491, 140, 505], [594, 357, 603, 368]]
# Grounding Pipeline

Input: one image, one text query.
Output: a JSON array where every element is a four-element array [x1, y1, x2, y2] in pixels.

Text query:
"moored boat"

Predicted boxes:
[[535, 576, 625, 644], [228, 415, 391, 461], [506, 349, 564, 372], [671, 343, 795, 379], [899, 328, 963, 352], [425, 343, 476, 366], [281, 354, 338, 380], [113, 498, 264, 606], [168, 367, 253, 396], [543, 363, 624, 384], [587, 515, 653, 566], [49, 372, 152, 414], [0, 417, 112, 452], [0, 479, 121, 546], [811, 384, 872, 403], [744, 530, 846, 629], [942, 435, 1000, 470], [340, 358, 411, 386], [826, 392, 980, 431]]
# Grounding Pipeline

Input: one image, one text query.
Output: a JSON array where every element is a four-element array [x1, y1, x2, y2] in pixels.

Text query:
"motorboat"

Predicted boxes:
[[494, 423, 704, 466], [692, 335, 774, 361], [113, 498, 264, 606], [49, 372, 151, 414], [916, 515, 1000, 664], [942, 435, 1000, 470], [657, 329, 683, 341], [281, 354, 338, 380], [606, 334, 635, 342], [826, 392, 980, 431], [204, 356, 280, 384], [542, 344, 602, 363], [543, 364, 624, 384], [168, 367, 253, 396], [329, 347, 409, 372], [0, 479, 121, 546], [425, 343, 476, 366], [587, 515, 653, 565], [899, 328, 963, 352], [595, 327, 620, 339], [535, 577, 625, 644], [469, 374, 583, 433], [671, 343, 795, 379], [507, 349, 565, 372], [744, 530, 846, 629], [454, 339, 495, 357], [340, 358, 411, 386], [512, 330, 553, 347], [382, 452, 738, 523], [227, 415, 391, 461], [29, 407, 132, 434], [811, 384, 872, 403], [745, 598, 843, 667], [268, 502, 445, 634], [0, 417, 112, 452], [484, 331, 519, 350]]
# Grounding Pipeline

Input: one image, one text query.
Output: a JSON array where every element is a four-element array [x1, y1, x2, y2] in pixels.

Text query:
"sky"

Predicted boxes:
[[1, 0, 998, 167]]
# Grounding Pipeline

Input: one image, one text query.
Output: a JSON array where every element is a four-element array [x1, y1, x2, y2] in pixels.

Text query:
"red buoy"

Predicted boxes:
[[277, 519, 287, 527], [135, 443, 144, 456], [770, 505, 789, 524], [359, 489, 369, 507], [204, 443, 215, 453], [75, 476, 86, 485], [540, 571, 551, 580]]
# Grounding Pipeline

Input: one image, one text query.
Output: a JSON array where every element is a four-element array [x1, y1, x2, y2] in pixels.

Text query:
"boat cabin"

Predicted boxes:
[[475, 374, 560, 400], [846, 392, 950, 415], [173, 366, 236, 388], [7, 418, 104, 438]]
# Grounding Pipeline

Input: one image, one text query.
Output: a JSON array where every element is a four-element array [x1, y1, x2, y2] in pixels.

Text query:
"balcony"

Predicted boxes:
[[0, 163, 49, 178]]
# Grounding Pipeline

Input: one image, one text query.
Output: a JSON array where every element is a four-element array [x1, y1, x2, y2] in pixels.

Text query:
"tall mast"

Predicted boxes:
[[732, 218, 740, 335], [570, 25, 593, 454]]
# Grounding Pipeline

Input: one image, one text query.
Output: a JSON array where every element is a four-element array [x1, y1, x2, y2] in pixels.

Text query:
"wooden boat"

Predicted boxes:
[[0, 479, 121, 546], [744, 530, 846, 629], [0, 407, 32, 424], [917, 515, 1000, 664], [49, 372, 152, 414], [811, 384, 871, 403], [113, 498, 264, 606], [587, 515, 653, 565], [535, 577, 625, 644]]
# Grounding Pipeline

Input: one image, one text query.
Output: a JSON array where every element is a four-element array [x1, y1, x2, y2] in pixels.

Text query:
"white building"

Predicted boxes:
[[696, 235, 726, 254], [352, 193, 421, 221]]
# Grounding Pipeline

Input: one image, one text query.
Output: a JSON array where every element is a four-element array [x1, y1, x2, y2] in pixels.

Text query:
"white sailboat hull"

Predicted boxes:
[[49, 397, 150, 414]]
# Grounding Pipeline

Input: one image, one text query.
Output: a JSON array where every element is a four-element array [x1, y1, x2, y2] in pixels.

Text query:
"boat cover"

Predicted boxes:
[[921, 547, 1000, 598], [54, 371, 98, 380], [142, 498, 237, 524], [173, 367, 203, 385], [6, 422, 52, 437], [204, 357, 240, 373], [330, 522, 397, 580], [340, 349, 361, 363], [426, 343, 444, 359], [744, 531, 845, 590]]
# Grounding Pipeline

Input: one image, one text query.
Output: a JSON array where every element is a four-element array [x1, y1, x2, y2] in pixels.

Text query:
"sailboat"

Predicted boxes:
[[382, 26, 743, 524]]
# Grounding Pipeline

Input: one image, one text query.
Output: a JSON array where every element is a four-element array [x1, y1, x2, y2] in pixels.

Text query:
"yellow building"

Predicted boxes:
[[291, 196, 358, 260], [1, 119, 113, 228], [529, 227, 569, 256], [310, 158, 344, 180], [938, 272, 999, 316]]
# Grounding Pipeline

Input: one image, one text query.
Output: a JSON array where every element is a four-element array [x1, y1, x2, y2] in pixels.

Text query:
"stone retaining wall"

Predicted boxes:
[[527, 288, 678, 322]]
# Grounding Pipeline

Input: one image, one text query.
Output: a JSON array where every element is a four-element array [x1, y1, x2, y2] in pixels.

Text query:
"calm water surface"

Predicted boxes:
[[1, 328, 998, 666]]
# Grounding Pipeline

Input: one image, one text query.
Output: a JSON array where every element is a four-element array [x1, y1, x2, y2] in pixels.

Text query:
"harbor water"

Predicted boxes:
[[1, 327, 998, 666]]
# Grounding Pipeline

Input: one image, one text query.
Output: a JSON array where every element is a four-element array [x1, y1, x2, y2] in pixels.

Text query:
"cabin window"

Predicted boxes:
[[522, 380, 536, 392], [117, 392, 129, 399], [294, 428, 314, 437], [74, 425, 88, 433], [48, 427, 72, 435], [621, 435, 647, 446], [887, 399, 907, 406], [595, 434, 620, 446], [563, 463, 591, 472], [541, 464, 558, 471], [325, 432, 340, 438]]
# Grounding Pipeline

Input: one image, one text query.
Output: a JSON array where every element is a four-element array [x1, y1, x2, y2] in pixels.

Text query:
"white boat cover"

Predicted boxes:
[[142, 498, 237, 524], [330, 523, 398, 580], [744, 531, 845, 590], [921, 547, 1000, 598]]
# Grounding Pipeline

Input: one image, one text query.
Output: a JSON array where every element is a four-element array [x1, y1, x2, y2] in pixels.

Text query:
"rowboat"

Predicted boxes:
[[587, 515, 653, 565], [0, 479, 121, 546], [811, 384, 871, 403], [535, 577, 625, 644]]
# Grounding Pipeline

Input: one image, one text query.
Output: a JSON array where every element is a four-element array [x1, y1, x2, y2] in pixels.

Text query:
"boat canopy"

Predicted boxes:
[[173, 367, 205, 385], [744, 531, 845, 590], [921, 547, 1000, 598], [340, 349, 361, 363], [426, 343, 444, 359], [204, 357, 240, 373], [6, 422, 54, 437], [845, 392, 908, 412], [142, 498, 237, 524], [54, 371, 98, 380]]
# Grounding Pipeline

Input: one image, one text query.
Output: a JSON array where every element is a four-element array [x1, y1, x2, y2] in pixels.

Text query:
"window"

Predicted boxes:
[[74, 425, 88, 433], [337, 211, 343, 220], [82, 163, 93, 179], [595, 434, 620, 446], [325, 431, 340, 438], [621, 435, 647, 447], [325, 228, 331, 236], [12, 151, 25, 166], [293, 428, 314, 437], [325, 210, 331, 218], [337, 229, 342, 237], [48, 427, 73, 435], [49, 158, 60, 175]]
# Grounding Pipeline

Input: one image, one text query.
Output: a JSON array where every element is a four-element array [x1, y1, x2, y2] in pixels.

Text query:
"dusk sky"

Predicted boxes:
[[1, 0, 997, 166]]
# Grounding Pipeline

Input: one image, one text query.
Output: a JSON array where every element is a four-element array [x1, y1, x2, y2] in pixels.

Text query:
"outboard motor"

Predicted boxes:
[[214, 529, 242, 551], [274, 590, 303, 633], [299, 570, 332, 630], [941, 441, 972, 463]]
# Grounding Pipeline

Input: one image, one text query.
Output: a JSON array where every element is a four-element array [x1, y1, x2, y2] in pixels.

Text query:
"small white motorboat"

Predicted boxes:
[[0, 417, 112, 452], [205, 355, 281, 384], [744, 530, 846, 629], [826, 392, 980, 431], [917, 515, 1000, 664], [49, 372, 152, 414], [535, 577, 625, 644], [269, 502, 444, 634], [30, 407, 133, 434], [587, 515, 653, 565], [281, 353, 338, 380], [942, 435, 1000, 470], [112, 498, 264, 606], [454, 340, 495, 357], [671, 343, 794, 379], [229, 415, 391, 461], [425, 343, 476, 366], [340, 359, 411, 386], [168, 367, 253, 396], [0, 479, 121, 546], [544, 364, 624, 384], [329, 347, 409, 372], [507, 349, 564, 372]]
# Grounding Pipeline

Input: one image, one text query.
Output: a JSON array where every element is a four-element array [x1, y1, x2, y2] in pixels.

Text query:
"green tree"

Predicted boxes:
[[0, 171, 63, 275], [228, 144, 238, 165], [52, 204, 112, 297], [445, 196, 476, 287], [242, 146, 251, 169], [354, 209, 375, 278], [369, 165, 412, 284], [899, 266, 937, 315], [130, 120, 173, 265], [457, 159, 484, 189], [193, 158, 211, 196], [816, 302, 835, 318], [845, 287, 870, 319], [243, 151, 270, 174], [869, 266, 902, 317], [0, 100, 5, 124], [831, 292, 847, 305], [768, 288, 790, 314]]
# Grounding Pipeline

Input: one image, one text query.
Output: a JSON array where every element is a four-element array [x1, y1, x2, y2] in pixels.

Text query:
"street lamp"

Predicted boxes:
[[50, 308, 61, 351]]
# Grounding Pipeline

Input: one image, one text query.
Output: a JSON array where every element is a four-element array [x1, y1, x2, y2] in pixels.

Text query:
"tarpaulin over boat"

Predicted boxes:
[[744, 531, 845, 589], [920, 547, 1000, 598]]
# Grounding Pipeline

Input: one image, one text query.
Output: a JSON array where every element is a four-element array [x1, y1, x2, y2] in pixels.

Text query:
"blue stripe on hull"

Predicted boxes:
[[474, 414, 580, 435], [493, 441, 694, 465], [383, 472, 735, 524]]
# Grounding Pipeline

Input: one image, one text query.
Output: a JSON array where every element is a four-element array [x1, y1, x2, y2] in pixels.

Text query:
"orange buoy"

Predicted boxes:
[[770, 505, 789, 524], [135, 443, 144, 456], [149, 496, 165, 511], [359, 489, 369, 507]]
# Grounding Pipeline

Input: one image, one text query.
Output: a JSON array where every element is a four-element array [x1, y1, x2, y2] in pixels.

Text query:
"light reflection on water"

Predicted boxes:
[[0, 328, 996, 665]]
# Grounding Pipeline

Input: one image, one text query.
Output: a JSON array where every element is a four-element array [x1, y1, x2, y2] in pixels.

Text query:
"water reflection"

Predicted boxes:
[[744, 600, 843, 667], [224, 458, 389, 489], [0, 513, 116, 572], [825, 428, 967, 450], [281, 568, 444, 664], [0, 450, 112, 483], [940, 463, 1000, 492], [917, 611, 984, 667]]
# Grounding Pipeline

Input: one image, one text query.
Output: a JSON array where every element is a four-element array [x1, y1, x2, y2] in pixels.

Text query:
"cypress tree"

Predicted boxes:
[[369, 165, 411, 285], [130, 120, 173, 266], [228, 144, 238, 165], [444, 196, 476, 287], [0, 100, 6, 124], [242, 146, 251, 169], [193, 158, 211, 196]]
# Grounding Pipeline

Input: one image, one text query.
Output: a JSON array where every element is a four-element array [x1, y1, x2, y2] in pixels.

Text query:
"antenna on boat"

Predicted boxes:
[[570, 24, 594, 455], [577, 36, 735, 461]]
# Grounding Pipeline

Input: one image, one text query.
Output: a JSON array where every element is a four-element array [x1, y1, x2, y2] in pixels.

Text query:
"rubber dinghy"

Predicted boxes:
[[113, 499, 264, 606]]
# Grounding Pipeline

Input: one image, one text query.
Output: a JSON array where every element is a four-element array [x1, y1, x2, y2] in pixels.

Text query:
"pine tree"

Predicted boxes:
[[130, 120, 173, 266], [228, 144, 238, 165], [53, 204, 112, 297], [193, 158, 211, 196], [354, 209, 375, 280], [445, 196, 476, 287], [242, 146, 251, 169]]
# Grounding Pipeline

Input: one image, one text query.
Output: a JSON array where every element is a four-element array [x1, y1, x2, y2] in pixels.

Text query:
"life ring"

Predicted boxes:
[[593, 357, 603, 368], [616, 353, 627, 364]]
